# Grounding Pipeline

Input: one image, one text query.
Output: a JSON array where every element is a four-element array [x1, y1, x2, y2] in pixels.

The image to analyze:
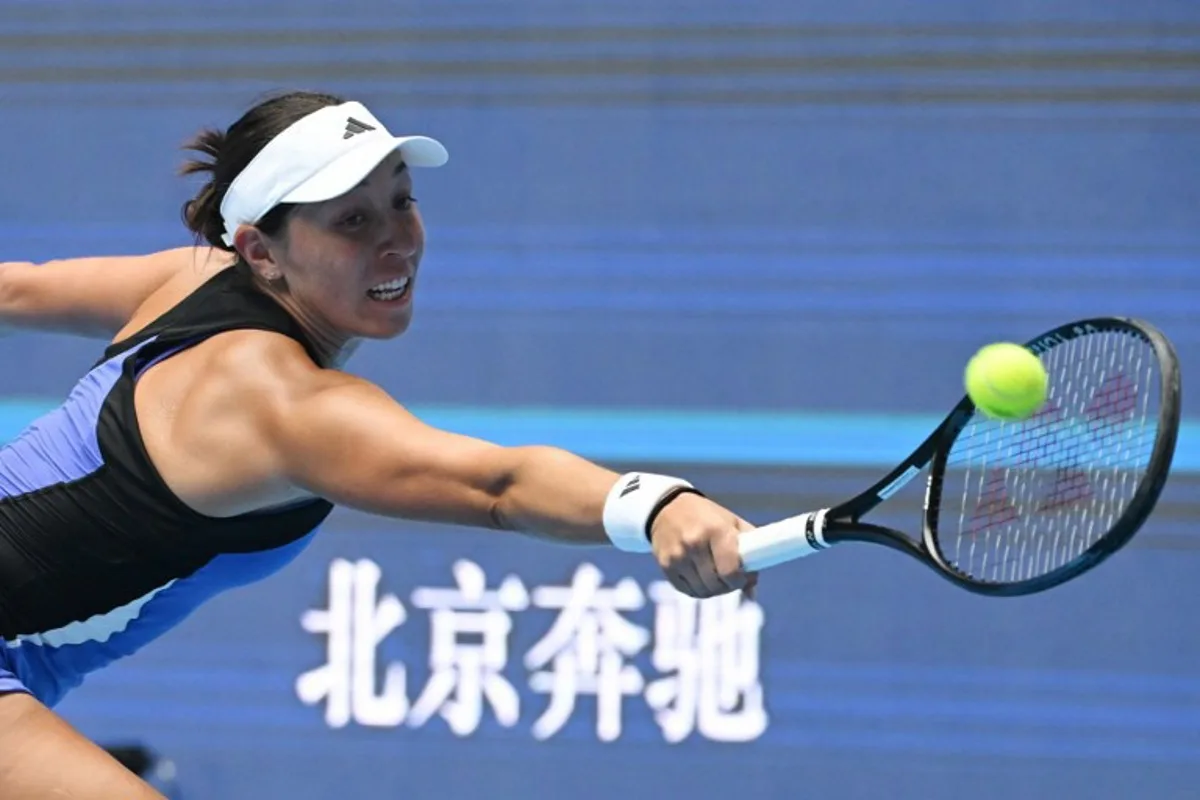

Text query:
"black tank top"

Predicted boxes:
[[0, 264, 334, 706]]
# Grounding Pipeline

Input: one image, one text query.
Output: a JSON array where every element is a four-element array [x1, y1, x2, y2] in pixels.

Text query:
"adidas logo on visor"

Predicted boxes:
[[344, 117, 377, 139]]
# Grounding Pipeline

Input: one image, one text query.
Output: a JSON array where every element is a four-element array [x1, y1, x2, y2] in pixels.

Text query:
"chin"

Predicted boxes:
[[357, 312, 414, 340]]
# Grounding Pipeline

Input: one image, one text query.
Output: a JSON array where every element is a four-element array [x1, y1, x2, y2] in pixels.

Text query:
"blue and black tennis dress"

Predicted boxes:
[[0, 265, 333, 707]]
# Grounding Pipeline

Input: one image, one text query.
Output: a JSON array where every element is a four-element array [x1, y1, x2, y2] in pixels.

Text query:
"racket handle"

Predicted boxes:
[[738, 510, 830, 571]]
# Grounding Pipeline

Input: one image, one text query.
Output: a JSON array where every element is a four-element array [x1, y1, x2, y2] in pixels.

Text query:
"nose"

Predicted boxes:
[[380, 214, 420, 262]]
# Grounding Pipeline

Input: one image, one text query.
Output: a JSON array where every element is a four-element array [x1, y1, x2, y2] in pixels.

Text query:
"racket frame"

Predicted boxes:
[[818, 317, 1181, 596]]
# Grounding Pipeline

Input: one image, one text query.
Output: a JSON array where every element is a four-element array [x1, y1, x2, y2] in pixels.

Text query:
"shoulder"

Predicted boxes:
[[138, 326, 371, 496], [188, 330, 404, 493], [200, 327, 339, 393], [195, 329, 374, 427], [128, 325, 369, 516]]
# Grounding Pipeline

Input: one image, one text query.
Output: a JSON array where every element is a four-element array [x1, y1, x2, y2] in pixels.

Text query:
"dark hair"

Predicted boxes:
[[180, 90, 346, 251]]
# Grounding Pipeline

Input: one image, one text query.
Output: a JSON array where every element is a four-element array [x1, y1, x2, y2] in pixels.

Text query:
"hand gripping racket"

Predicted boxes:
[[737, 317, 1181, 596]]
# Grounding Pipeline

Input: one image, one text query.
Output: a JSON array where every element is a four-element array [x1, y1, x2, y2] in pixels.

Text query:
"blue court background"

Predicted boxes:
[[2, 0, 1199, 797]]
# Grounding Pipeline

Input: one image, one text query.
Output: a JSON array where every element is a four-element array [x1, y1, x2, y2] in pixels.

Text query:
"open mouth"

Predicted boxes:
[[367, 276, 411, 302]]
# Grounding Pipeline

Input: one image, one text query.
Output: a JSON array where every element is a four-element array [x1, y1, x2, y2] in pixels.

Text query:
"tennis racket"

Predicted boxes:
[[737, 317, 1181, 596]]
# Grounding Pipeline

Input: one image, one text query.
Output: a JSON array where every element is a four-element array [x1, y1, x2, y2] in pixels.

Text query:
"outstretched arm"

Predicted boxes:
[[0, 246, 227, 339], [249, 358, 752, 599], [267, 369, 620, 543]]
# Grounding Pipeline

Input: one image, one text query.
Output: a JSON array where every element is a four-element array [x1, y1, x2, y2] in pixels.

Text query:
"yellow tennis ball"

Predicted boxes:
[[964, 342, 1049, 420]]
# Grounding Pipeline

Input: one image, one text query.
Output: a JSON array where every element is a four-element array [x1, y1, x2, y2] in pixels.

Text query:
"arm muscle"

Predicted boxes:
[[264, 372, 618, 543]]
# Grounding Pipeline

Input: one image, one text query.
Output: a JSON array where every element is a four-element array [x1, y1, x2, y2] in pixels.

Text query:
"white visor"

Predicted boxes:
[[219, 101, 448, 246]]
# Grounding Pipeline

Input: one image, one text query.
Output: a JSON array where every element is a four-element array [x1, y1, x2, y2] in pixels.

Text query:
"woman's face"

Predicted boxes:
[[266, 150, 425, 342]]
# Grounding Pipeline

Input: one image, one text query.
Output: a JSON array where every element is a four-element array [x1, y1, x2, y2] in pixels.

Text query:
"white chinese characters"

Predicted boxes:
[[407, 559, 529, 736], [644, 582, 768, 743], [296, 558, 767, 743], [525, 563, 650, 742], [295, 558, 408, 728]]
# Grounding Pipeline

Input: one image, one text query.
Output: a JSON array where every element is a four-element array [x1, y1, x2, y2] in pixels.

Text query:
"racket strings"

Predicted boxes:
[[939, 329, 1160, 584]]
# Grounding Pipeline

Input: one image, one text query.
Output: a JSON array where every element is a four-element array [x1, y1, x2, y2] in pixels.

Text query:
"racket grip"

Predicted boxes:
[[738, 510, 829, 571]]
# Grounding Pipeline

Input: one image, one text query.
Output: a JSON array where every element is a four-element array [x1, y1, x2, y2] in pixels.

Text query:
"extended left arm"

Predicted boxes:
[[0, 246, 225, 338]]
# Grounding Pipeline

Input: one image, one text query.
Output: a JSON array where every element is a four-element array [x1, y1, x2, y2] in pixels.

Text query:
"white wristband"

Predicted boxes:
[[602, 472, 697, 553]]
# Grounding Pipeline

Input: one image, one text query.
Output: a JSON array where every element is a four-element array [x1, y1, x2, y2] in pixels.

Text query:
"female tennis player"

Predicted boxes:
[[0, 91, 756, 797]]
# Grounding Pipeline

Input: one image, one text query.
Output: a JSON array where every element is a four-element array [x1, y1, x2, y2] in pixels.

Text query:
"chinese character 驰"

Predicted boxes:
[[524, 563, 650, 742], [406, 559, 529, 736], [644, 582, 767, 743], [295, 558, 408, 728]]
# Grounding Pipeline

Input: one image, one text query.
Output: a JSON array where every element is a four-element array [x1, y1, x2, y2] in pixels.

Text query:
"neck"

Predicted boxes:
[[257, 281, 360, 368]]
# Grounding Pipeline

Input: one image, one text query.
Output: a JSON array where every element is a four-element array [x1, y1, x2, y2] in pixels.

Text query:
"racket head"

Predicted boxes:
[[921, 317, 1181, 596]]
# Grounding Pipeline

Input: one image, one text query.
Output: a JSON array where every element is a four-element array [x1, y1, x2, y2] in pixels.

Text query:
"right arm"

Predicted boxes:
[[265, 369, 620, 544], [248, 349, 753, 597]]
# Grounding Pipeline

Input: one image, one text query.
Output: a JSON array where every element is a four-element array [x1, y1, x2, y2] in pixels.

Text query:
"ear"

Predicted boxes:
[[233, 225, 284, 282]]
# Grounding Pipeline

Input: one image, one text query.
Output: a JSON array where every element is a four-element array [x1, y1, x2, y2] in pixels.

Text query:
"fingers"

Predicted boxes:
[[703, 529, 745, 595], [732, 515, 761, 600], [694, 538, 739, 597], [650, 495, 760, 600], [657, 521, 748, 599], [741, 570, 759, 601], [661, 558, 702, 598], [657, 543, 708, 598]]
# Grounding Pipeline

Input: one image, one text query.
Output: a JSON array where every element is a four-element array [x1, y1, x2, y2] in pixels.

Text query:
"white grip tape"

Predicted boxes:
[[737, 509, 830, 571]]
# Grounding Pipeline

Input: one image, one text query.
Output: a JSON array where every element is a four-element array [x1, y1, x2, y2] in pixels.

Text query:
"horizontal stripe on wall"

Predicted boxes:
[[1, 402, 1195, 471]]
